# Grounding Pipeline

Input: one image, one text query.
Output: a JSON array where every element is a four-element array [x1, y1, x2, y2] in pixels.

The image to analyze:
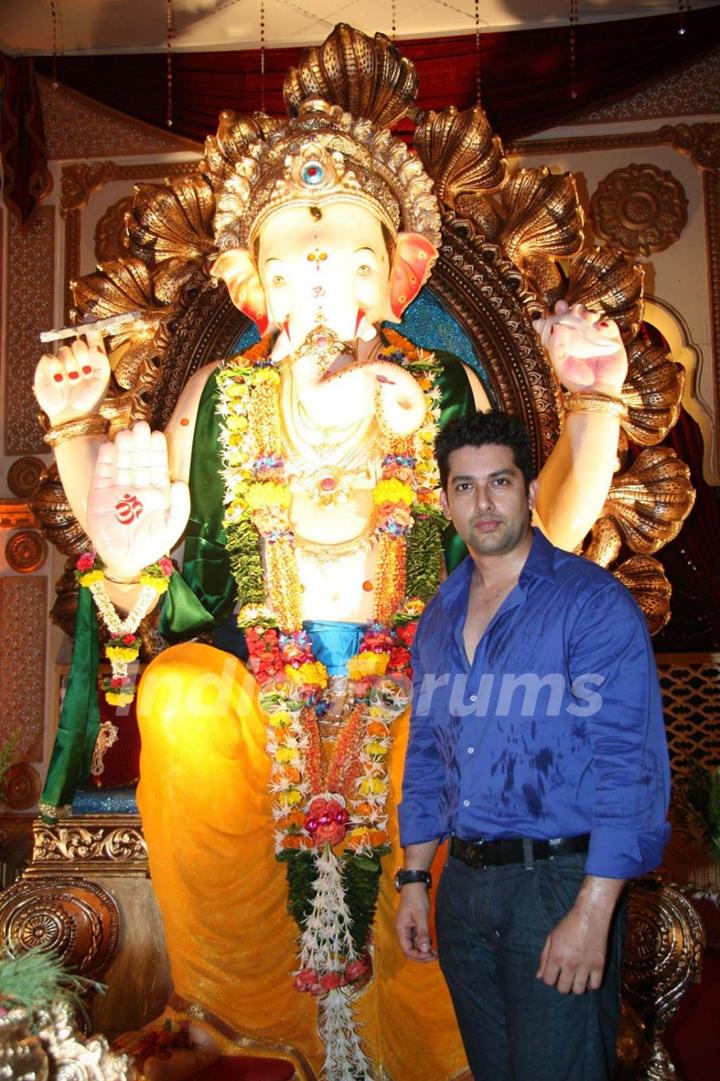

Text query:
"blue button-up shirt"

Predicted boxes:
[[398, 529, 670, 879]]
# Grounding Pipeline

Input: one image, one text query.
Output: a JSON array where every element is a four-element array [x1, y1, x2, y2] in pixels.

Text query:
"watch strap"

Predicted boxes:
[[395, 869, 432, 891]]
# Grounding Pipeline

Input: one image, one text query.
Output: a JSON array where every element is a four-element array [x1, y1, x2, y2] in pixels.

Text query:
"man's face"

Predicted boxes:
[[440, 443, 537, 558]]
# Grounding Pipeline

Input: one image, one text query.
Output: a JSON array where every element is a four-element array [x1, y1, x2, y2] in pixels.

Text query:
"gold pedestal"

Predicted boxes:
[[0, 813, 171, 1037]]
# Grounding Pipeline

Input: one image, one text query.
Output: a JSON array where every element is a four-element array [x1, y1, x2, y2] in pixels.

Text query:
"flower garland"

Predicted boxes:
[[75, 552, 174, 706], [216, 331, 447, 1081]]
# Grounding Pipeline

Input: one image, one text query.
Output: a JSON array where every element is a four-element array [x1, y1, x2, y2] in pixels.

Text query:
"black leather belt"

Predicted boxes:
[[450, 833, 590, 869]]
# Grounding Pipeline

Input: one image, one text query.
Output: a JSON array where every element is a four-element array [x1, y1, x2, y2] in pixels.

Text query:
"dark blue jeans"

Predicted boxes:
[[436, 851, 626, 1081]]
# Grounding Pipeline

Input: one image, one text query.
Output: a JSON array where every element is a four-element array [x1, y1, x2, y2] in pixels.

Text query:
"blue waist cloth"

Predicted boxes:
[[304, 619, 366, 677], [213, 618, 365, 676]]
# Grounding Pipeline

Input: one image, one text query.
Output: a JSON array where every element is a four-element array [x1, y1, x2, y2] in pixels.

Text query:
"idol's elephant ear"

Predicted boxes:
[[210, 249, 269, 334], [387, 233, 439, 321]]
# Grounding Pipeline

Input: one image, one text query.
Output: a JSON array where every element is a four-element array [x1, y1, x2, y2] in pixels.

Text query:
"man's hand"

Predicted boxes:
[[536, 874, 625, 995], [396, 883, 437, 963], [536, 905, 608, 994]]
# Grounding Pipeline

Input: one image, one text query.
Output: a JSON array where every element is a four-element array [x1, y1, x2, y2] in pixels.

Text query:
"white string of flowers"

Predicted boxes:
[[299, 847, 372, 1081], [88, 580, 159, 637]]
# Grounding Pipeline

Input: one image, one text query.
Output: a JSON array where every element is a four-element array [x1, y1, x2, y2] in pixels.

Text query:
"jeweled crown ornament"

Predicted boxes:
[[205, 35, 443, 254]]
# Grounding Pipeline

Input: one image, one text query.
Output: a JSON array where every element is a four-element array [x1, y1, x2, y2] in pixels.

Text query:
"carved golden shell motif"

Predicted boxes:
[[621, 339, 684, 446], [71, 260, 163, 392], [603, 448, 695, 555], [583, 517, 623, 569], [204, 111, 284, 191], [127, 176, 215, 267], [284, 24, 418, 129], [565, 247, 644, 339], [499, 167, 584, 265], [30, 465, 90, 557], [453, 193, 503, 242], [414, 107, 506, 207], [126, 176, 217, 304], [71, 258, 157, 321], [613, 556, 672, 635]]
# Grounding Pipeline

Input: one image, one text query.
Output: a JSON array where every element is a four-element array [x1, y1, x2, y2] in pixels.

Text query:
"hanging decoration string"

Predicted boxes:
[[49, 0, 61, 90], [474, 0, 482, 105], [391, 0, 397, 42], [166, 0, 175, 128], [260, 0, 266, 112], [569, 0, 579, 101], [677, 0, 691, 36]]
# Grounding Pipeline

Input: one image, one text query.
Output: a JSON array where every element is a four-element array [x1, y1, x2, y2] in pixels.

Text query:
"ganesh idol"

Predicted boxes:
[[34, 87, 629, 1081]]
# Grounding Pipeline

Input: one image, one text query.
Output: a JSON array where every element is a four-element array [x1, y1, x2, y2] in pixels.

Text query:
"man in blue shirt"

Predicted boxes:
[[395, 411, 670, 1081]]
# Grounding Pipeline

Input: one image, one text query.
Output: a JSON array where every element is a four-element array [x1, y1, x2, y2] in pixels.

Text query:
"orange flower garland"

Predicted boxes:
[[217, 332, 443, 1027]]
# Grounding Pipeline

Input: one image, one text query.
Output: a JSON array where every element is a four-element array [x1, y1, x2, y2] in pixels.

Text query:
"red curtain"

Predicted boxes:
[[32, 7, 720, 144], [0, 53, 50, 223], [4, 7, 720, 224]]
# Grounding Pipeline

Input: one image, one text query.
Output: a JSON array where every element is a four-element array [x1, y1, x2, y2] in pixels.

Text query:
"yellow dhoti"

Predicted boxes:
[[137, 642, 467, 1080]]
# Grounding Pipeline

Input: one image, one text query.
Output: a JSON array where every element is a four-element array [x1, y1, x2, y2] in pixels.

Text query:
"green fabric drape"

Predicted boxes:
[[161, 369, 233, 639], [433, 349, 473, 573], [39, 587, 100, 819]]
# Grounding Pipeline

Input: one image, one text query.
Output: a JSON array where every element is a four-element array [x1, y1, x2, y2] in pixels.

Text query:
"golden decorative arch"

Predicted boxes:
[[38, 23, 695, 633]]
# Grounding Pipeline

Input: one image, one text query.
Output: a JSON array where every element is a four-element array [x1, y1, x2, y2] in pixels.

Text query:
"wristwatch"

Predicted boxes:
[[394, 869, 432, 892]]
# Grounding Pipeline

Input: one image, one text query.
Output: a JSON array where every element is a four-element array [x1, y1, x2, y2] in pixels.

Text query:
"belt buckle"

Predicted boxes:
[[470, 838, 486, 869]]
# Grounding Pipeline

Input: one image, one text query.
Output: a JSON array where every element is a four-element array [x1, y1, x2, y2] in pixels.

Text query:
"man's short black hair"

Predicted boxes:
[[435, 411, 535, 492]]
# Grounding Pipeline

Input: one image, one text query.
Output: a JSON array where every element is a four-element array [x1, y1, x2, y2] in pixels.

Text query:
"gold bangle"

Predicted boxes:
[[104, 570, 142, 585], [43, 414, 109, 448], [563, 392, 627, 420]]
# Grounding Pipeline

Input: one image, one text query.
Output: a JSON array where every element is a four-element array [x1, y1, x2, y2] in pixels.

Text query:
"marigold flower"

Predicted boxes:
[[267, 709, 293, 728], [225, 381, 249, 399], [347, 827, 388, 849], [275, 746, 300, 765], [285, 662, 328, 689], [105, 645, 139, 663], [78, 569, 104, 587], [278, 789, 303, 808], [373, 479, 414, 506], [347, 652, 389, 680], [252, 367, 281, 385], [106, 691, 134, 708], [246, 482, 291, 509], [226, 414, 248, 433], [358, 777, 387, 797]]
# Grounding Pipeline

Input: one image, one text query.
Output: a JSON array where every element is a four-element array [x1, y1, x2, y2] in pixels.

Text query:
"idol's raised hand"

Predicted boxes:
[[33, 328, 111, 424], [534, 300, 628, 396], [87, 423, 190, 579]]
